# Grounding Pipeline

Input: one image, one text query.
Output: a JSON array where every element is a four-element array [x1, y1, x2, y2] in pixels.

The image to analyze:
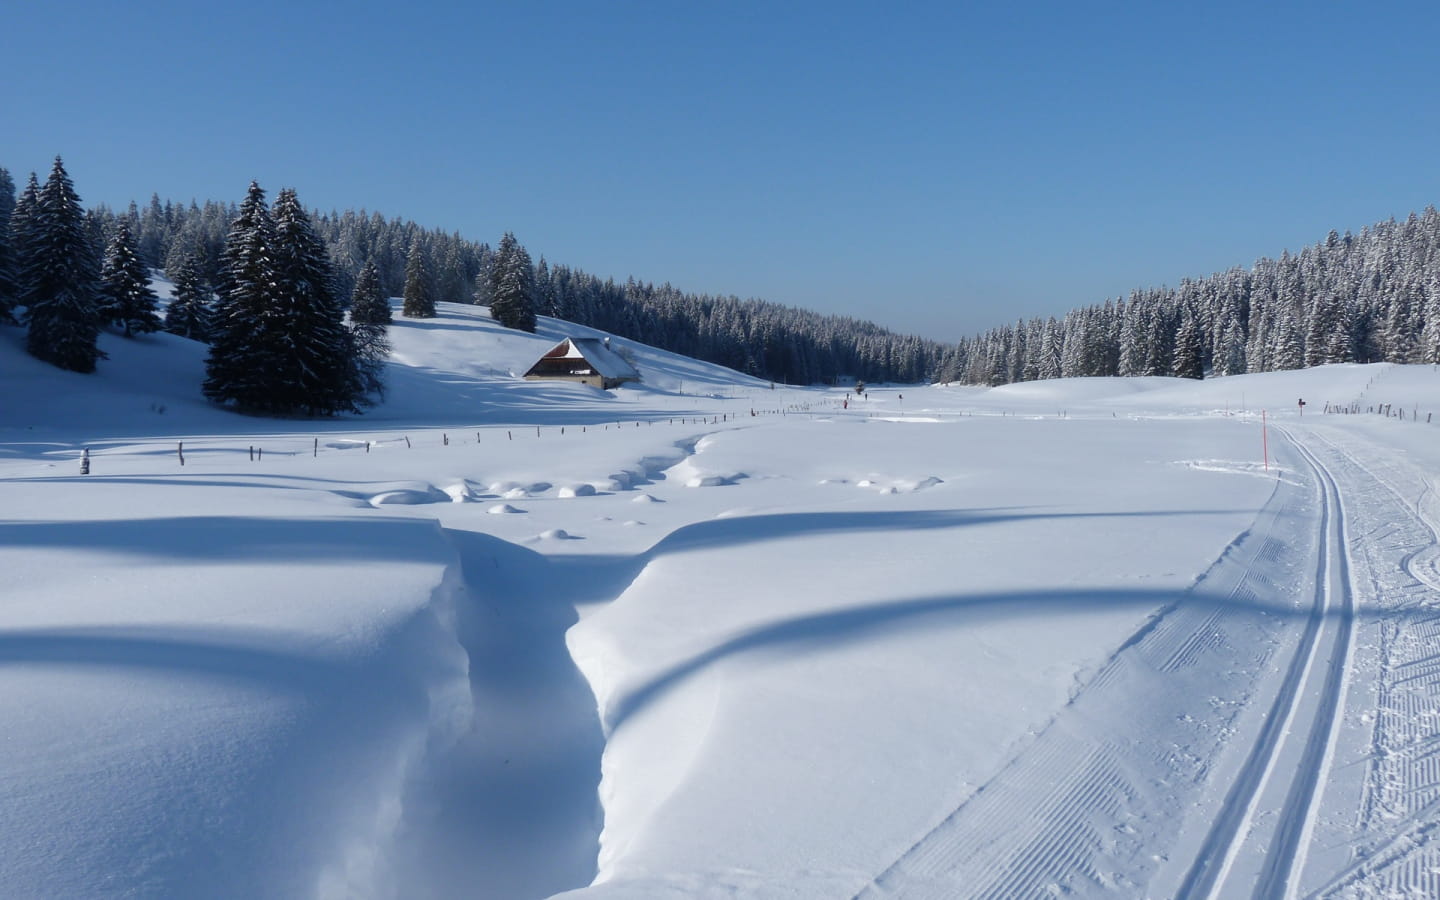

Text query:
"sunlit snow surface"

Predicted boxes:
[[4, 300, 1440, 898]]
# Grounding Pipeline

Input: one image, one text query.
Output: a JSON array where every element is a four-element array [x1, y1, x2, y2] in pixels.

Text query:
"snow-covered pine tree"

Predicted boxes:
[[535, 256, 558, 318], [98, 218, 161, 337], [1380, 281, 1420, 363], [470, 243, 494, 307], [489, 231, 537, 332], [1271, 308, 1305, 370], [1171, 307, 1204, 379], [349, 259, 391, 326], [1117, 299, 1145, 377], [204, 181, 283, 410], [9, 173, 42, 321], [1215, 314, 1247, 376], [0, 168, 17, 323], [349, 260, 391, 400], [22, 157, 105, 372], [163, 248, 212, 340], [401, 235, 435, 317], [1037, 317, 1061, 380], [1304, 293, 1336, 367], [270, 187, 359, 415], [1421, 276, 1440, 365], [1059, 309, 1087, 377]]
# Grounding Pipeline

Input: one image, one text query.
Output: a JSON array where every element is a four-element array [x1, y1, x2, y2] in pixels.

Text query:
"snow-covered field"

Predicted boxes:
[[5, 301, 1440, 898]]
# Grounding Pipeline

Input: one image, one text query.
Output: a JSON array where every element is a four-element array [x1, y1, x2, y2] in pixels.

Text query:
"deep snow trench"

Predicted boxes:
[[389, 527, 607, 899]]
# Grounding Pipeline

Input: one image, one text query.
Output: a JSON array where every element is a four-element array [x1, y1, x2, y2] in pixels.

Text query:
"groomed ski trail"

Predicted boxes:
[[854, 433, 1322, 899], [1175, 429, 1355, 900]]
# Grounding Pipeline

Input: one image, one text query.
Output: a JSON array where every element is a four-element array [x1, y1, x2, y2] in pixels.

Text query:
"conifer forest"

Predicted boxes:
[[5, 157, 1440, 411]]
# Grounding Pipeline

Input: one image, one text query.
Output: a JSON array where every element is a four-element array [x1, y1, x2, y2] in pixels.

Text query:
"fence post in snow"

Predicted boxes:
[[80, 448, 90, 475], [178, 442, 185, 466], [313, 438, 318, 458], [405, 435, 411, 448]]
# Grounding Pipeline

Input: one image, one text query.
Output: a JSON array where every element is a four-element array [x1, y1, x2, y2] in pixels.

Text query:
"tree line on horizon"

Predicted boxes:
[[938, 211, 1440, 385], [2, 175, 948, 387], [5, 158, 1440, 411]]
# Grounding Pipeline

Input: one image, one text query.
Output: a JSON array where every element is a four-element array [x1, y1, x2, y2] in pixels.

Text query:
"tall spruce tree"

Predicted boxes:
[[1422, 276, 1440, 365], [0, 168, 17, 323], [271, 187, 358, 414], [205, 183, 360, 415], [23, 157, 104, 372], [349, 259, 391, 400], [349, 259, 390, 325], [1171, 309, 1204, 379], [489, 231, 536, 332], [204, 181, 283, 410], [9, 172, 40, 313], [401, 236, 435, 317], [98, 218, 161, 336], [164, 248, 212, 340]]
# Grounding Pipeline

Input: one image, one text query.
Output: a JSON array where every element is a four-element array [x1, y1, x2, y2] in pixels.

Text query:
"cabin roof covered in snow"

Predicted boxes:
[[529, 338, 639, 380]]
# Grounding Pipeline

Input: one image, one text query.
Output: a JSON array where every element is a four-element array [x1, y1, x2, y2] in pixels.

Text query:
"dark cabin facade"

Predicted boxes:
[[523, 337, 641, 390]]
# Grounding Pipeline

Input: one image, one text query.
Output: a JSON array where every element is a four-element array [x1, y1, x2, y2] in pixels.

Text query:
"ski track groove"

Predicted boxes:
[[853, 451, 1306, 900], [1173, 430, 1350, 900], [1293, 428, 1440, 899], [1253, 435, 1356, 899], [851, 423, 1440, 900]]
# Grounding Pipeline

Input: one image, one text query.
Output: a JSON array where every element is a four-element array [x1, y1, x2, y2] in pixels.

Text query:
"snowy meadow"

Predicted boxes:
[[5, 301, 1440, 898]]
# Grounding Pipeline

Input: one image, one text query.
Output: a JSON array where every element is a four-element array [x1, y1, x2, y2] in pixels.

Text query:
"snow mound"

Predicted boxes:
[[365, 483, 452, 506], [441, 481, 483, 502], [492, 481, 552, 498], [487, 503, 524, 514], [559, 484, 598, 498]]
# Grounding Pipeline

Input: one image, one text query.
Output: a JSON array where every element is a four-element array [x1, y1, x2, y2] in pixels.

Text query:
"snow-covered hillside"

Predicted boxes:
[[4, 303, 1440, 898]]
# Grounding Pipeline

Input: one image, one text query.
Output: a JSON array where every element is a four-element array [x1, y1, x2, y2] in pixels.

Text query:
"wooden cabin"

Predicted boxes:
[[523, 337, 641, 390]]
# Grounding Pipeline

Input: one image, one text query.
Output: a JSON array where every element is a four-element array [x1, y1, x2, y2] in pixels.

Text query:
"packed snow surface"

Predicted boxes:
[[5, 301, 1440, 898]]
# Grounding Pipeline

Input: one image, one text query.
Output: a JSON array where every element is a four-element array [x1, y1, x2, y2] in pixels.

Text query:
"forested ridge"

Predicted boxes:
[[942, 209, 1440, 385], [76, 193, 947, 386], [6, 160, 1440, 397]]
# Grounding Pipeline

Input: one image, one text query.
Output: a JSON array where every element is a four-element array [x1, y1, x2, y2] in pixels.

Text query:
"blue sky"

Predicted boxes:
[[5, 1, 1440, 340]]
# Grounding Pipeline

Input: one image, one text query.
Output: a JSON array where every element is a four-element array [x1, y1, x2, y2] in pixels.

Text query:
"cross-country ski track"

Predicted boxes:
[[1176, 430, 1354, 900], [857, 423, 1440, 900]]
